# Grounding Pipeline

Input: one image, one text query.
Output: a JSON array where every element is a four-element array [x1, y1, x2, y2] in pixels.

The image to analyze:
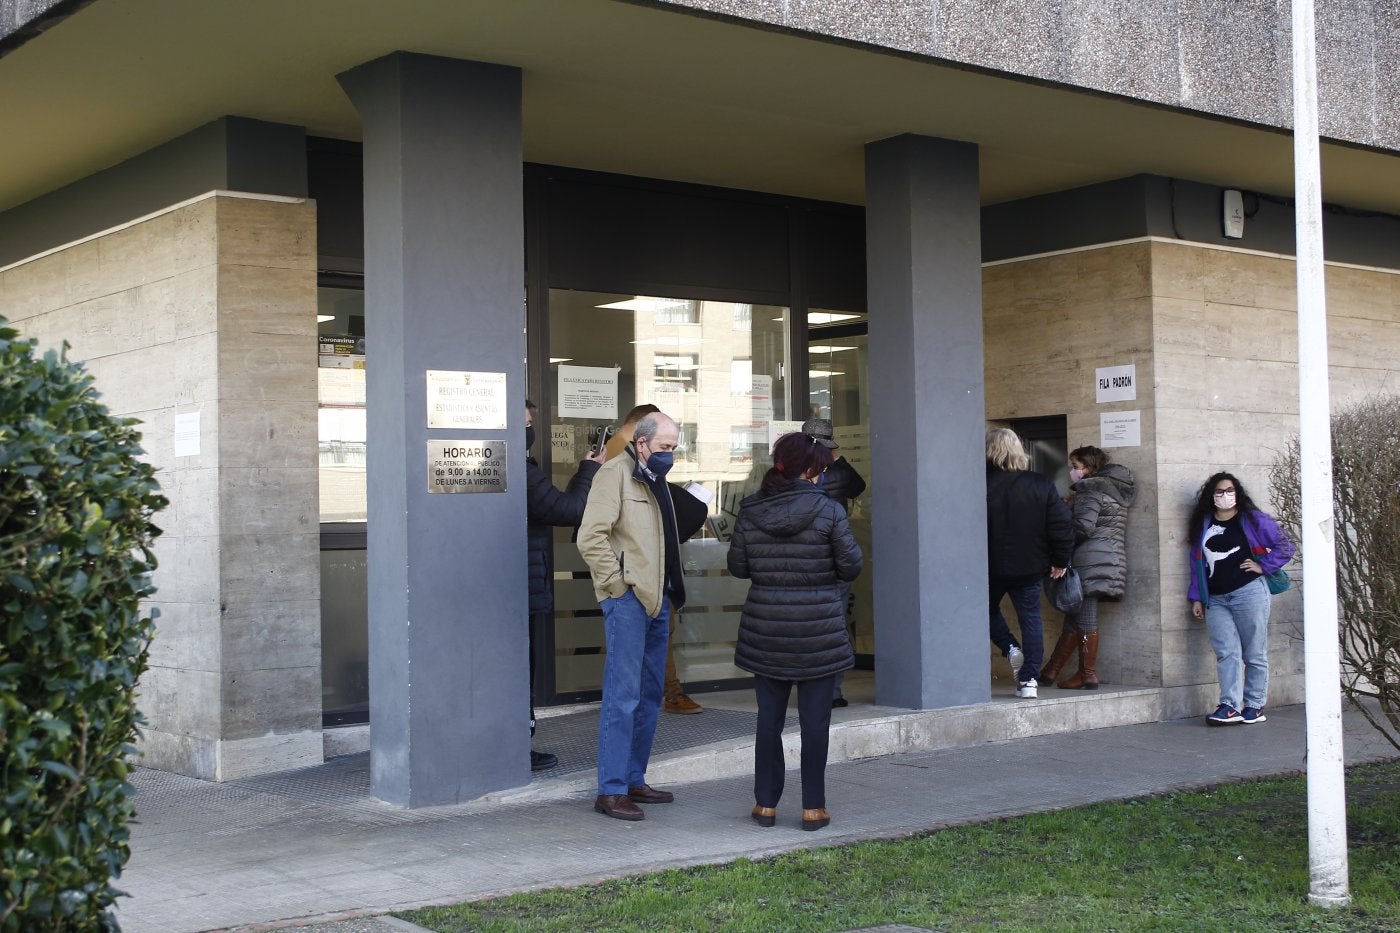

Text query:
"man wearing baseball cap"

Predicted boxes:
[[800, 418, 867, 706]]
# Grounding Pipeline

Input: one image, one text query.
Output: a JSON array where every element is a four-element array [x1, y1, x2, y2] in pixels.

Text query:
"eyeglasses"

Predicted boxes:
[[1213, 488, 1237, 497]]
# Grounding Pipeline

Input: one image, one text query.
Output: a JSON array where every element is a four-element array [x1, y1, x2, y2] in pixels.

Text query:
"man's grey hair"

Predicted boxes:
[[633, 413, 662, 444]]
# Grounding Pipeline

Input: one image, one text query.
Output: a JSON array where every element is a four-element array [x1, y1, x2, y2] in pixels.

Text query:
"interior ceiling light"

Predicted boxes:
[[316, 314, 335, 323], [631, 336, 705, 346], [809, 370, 845, 378], [596, 296, 694, 314], [548, 357, 573, 364], [808, 311, 862, 324], [771, 311, 864, 324], [808, 345, 858, 354]]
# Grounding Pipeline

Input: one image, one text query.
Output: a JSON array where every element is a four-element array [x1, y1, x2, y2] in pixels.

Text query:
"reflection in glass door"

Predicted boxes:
[[545, 289, 793, 699], [807, 313, 873, 662], [316, 285, 370, 724]]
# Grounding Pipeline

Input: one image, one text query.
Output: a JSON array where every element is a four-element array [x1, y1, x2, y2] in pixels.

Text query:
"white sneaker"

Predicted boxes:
[[1007, 645, 1025, 675], [1016, 680, 1038, 699]]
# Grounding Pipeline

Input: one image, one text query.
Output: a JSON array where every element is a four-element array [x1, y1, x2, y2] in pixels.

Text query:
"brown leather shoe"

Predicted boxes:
[[802, 808, 831, 831], [627, 783, 674, 804], [664, 693, 704, 714], [751, 805, 776, 827], [594, 794, 644, 821]]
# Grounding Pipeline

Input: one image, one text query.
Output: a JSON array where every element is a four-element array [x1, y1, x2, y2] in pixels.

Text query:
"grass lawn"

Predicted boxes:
[[401, 759, 1400, 932]]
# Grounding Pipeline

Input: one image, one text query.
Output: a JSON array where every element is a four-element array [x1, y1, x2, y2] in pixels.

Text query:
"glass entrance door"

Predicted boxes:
[[544, 289, 794, 699], [807, 315, 872, 662]]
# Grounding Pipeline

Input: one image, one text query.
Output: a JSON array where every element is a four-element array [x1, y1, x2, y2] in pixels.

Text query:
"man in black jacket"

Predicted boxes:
[[524, 401, 604, 770], [801, 418, 867, 707], [985, 428, 1073, 699]]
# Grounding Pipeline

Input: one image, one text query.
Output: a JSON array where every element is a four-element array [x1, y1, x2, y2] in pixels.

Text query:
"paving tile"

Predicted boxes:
[[119, 699, 1399, 932]]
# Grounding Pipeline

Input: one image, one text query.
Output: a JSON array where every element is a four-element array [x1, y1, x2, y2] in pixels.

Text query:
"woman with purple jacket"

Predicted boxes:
[[1186, 472, 1295, 726]]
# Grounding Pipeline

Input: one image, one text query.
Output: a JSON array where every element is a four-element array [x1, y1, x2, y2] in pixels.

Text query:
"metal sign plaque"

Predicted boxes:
[[427, 440, 507, 494], [426, 370, 508, 429]]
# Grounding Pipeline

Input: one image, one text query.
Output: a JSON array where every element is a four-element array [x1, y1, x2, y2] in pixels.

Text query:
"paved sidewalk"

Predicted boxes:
[[119, 702, 1396, 932]]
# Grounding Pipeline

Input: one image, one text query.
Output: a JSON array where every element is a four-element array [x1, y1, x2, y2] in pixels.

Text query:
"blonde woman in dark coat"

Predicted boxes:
[[1038, 445, 1136, 689], [728, 432, 862, 832]]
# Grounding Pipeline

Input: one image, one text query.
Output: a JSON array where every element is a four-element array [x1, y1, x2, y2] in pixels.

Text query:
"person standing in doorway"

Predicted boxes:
[[985, 428, 1073, 699], [1187, 472, 1294, 726], [800, 417, 866, 708], [577, 412, 685, 820], [1038, 445, 1136, 690], [523, 401, 604, 771], [607, 403, 704, 716], [729, 431, 862, 831]]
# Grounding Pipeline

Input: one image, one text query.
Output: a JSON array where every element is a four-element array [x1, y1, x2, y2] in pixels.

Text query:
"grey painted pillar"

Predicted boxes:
[[865, 135, 989, 710], [339, 53, 528, 807]]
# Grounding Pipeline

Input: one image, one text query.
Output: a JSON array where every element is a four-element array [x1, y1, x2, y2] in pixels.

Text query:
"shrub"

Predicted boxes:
[[1271, 394, 1400, 752], [1, 316, 167, 930]]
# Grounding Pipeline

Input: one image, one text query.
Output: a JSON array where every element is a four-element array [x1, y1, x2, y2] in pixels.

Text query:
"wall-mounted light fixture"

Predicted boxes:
[[1223, 189, 1245, 239]]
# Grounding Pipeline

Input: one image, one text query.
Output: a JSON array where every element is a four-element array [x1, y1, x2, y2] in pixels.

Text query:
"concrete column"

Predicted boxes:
[[339, 53, 528, 807], [865, 135, 988, 709]]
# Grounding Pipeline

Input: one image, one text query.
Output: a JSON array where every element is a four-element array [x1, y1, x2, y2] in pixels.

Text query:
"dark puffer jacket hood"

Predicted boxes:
[[1074, 463, 1136, 508], [738, 483, 831, 537]]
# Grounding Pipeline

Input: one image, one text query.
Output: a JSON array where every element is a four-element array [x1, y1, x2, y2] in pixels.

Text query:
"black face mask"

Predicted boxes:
[[525, 425, 536, 451]]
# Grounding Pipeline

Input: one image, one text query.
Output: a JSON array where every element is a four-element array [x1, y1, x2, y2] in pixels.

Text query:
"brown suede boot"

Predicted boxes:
[[1058, 630, 1100, 689], [663, 643, 703, 713], [1037, 626, 1079, 686]]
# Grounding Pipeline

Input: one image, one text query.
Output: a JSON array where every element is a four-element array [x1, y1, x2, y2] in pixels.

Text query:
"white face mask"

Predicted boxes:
[[1069, 468, 1085, 484], [1213, 491, 1237, 510]]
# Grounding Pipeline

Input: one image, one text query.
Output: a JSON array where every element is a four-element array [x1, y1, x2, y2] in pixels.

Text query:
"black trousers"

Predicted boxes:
[[752, 672, 837, 810], [528, 611, 541, 737]]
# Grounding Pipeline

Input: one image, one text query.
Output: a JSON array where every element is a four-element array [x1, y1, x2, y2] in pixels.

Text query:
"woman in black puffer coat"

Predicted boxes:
[[1039, 445, 1136, 690], [728, 431, 863, 832]]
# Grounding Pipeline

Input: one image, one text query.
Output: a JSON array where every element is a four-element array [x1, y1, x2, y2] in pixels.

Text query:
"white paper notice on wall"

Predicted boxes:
[[558, 364, 618, 420], [1095, 364, 1137, 403], [750, 374, 774, 422], [174, 411, 201, 458], [768, 419, 804, 451], [1100, 410, 1141, 448]]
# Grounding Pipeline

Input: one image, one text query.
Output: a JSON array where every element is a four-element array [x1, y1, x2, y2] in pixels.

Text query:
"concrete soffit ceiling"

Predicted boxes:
[[1, 0, 1399, 215]]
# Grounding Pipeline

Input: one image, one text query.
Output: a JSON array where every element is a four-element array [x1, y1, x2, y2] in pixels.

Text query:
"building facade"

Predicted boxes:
[[1, 0, 1397, 807]]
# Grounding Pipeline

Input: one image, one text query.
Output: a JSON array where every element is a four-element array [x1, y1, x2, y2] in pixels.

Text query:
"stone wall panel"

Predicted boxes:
[[0, 192, 321, 780]]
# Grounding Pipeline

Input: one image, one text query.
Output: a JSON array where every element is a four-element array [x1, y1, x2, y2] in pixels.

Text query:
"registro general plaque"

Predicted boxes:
[[426, 370, 507, 429], [427, 440, 507, 494]]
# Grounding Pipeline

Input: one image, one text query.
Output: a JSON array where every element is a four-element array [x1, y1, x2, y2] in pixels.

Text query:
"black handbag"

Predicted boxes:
[[1045, 567, 1084, 613]]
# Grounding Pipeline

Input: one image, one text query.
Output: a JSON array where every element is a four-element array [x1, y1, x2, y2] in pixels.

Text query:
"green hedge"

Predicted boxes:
[[1, 316, 167, 930]]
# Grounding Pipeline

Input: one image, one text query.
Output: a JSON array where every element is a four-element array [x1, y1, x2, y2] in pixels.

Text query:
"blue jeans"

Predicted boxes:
[[1204, 576, 1271, 710], [596, 590, 670, 796], [989, 577, 1043, 683]]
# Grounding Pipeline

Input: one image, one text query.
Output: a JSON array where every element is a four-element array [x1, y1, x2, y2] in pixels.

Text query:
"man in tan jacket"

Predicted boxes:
[[607, 403, 704, 715], [577, 412, 684, 821]]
